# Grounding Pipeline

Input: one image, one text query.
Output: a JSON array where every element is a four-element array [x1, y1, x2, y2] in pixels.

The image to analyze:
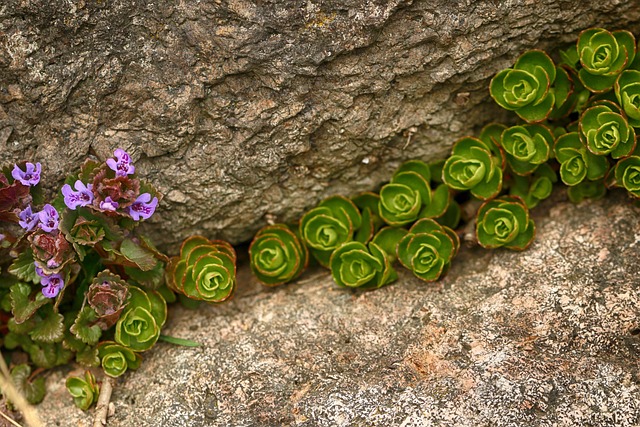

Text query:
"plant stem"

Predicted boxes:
[[93, 376, 113, 427]]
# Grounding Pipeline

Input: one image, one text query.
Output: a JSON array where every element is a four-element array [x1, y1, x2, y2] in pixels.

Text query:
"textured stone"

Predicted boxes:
[[36, 190, 640, 426], [2, 1, 640, 249]]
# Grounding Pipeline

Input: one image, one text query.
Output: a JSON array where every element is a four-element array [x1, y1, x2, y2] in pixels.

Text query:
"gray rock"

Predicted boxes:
[[2, 1, 640, 248], [36, 190, 640, 426]]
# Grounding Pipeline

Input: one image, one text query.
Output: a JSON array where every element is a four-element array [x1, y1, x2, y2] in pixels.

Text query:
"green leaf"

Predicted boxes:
[[11, 364, 46, 405], [70, 306, 102, 345], [66, 371, 100, 410], [124, 260, 165, 289], [8, 249, 41, 284], [10, 282, 49, 324], [120, 238, 158, 271], [159, 334, 202, 347], [30, 305, 65, 343]]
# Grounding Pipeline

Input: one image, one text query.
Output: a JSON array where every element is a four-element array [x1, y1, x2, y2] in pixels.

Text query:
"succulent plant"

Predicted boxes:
[[508, 163, 558, 209], [380, 160, 452, 227], [300, 196, 362, 267], [442, 137, 503, 200], [249, 224, 308, 286], [167, 236, 237, 302], [352, 192, 383, 243], [567, 179, 607, 203], [371, 226, 409, 263], [577, 28, 636, 92], [397, 219, 459, 282], [114, 287, 166, 352], [87, 271, 130, 330], [579, 102, 636, 158], [65, 371, 100, 410], [475, 196, 535, 250], [554, 132, 609, 186], [615, 70, 640, 127], [490, 50, 557, 122], [329, 241, 397, 289], [97, 341, 142, 378], [500, 124, 554, 175], [613, 155, 640, 198]]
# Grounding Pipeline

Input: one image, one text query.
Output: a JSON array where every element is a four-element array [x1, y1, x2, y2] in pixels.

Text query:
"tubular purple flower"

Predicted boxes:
[[18, 205, 40, 231], [106, 148, 135, 177], [61, 180, 94, 210], [38, 204, 59, 232], [36, 266, 64, 298], [128, 193, 158, 221], [11, 162, 41, 186], [100, 196, 119, 211], [19, 206, 40, 231]]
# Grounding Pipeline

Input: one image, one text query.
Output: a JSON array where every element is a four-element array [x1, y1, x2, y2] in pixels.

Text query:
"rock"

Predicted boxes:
[[2, 1, 640, 249], [36, 190, 640, 426]]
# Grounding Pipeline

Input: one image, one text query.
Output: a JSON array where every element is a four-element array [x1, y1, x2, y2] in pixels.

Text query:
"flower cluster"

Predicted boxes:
[[1, 149, 171, 411]]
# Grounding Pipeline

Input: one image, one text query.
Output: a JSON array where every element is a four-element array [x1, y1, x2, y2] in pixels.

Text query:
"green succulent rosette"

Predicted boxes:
[[613, 155, 640, 198], [442, 137, 503, 200], [379, 161, 430, 227], [300, 196, 362, 267], [579, 102, 636, 158], [490, 50, 557, 122], [397, 219, 459, 282], [555, 132, 609, 186], [65, 371, 100, 411], [114, 287, 166, 352], [577, 28, 636, 92], [567, 179, 607, 203], [329, 241, 397, 290], [97, 340, 142, 378], [615, 70, 640, 127], [167, 236, 237, 302], [499, 124, 553, 176], [249, 224, 308, 286], [508, 163, 558, 209], [476, 196, 535, 250]]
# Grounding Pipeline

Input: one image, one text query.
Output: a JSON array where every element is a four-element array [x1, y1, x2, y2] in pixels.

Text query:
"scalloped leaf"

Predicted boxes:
[[11, 282, 49, 324], [11, 364, 46, 405], [8, 249, 41, 284], [120, 238, 157, 271], [30, 304, 65, 343], [70, 306, 102, 345]]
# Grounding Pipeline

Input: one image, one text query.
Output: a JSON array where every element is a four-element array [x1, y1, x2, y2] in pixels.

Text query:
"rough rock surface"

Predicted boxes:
[[2, 1, 640, 248], [35, 190, 640, 426]]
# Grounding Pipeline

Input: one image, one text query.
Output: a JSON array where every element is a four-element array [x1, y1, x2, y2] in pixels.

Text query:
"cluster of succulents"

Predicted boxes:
[[246, 27, 640, 289], [0, 149, 176, 411]]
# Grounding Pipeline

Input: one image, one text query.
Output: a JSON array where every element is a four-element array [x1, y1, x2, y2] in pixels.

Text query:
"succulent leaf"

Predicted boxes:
[[65, 371, 100, 410], [476, 196, 535, 250], [579, 104, 636, 158], [249, 224, 308, 286], [615, 70, 640, 127], [98, 341, 142, 377], [329, 241, 397, 289]]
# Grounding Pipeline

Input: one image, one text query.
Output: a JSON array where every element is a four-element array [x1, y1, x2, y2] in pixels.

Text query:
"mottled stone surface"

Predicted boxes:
[[35, 190, 640, 426], [2, 1, 640, 249]]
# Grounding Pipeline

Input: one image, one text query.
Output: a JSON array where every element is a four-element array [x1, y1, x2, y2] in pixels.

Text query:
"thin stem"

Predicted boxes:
[[93, 376, 113, 427], [0, 409, 23, 427]]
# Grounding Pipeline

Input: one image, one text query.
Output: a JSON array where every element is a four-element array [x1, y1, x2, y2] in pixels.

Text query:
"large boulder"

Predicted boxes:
[[2, 1, 640, 249], [37, 190, 640, 426]]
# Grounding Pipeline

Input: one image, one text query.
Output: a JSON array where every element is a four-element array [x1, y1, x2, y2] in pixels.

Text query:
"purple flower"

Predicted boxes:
[[106, 148, 135, 177], [18, 205, 40, 231], [11, 162, 41, 186], [100, 196, 119, 211], [38, 204, 59, 232], [36, 266, 64, 298], [128, 193, 158, 221], [61, 180, 94, 210]]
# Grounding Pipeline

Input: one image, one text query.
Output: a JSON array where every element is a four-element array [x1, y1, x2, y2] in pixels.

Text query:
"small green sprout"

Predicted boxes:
[[65, 371, 100, 410], [97, 341, 142, 378]]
